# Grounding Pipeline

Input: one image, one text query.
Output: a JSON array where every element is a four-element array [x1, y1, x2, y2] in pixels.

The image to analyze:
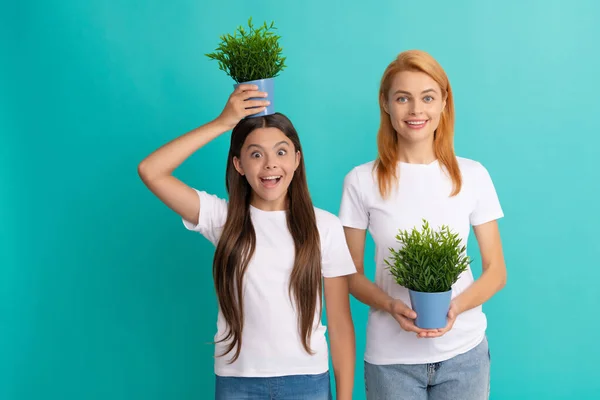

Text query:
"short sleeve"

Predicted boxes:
[[338, 168, 369, 229], [320, 214, 357, 278], [469, 164, 504, 226], [182, 190, 228, 245]]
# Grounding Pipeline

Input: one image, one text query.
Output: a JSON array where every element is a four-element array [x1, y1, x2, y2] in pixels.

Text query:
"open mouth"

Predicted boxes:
[[260, 175, 282, 188], [405, 120, 428, 129]]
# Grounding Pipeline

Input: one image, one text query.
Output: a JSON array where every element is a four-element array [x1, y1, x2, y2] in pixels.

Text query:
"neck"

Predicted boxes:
[[397, 138, 436, 164], [250, 193, 288, 211]]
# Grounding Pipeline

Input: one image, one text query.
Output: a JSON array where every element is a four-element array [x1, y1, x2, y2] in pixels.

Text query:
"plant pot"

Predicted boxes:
[[408, 289, 452, 329], [233, 77, 275, 118]]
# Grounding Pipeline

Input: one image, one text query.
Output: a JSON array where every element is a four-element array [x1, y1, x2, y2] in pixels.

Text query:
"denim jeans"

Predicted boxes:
[[215, 370, 332, 400], [364, 336, 490, 400]]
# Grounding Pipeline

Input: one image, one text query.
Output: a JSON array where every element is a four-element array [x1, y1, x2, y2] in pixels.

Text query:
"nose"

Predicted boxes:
[[263, 153, 278, 170], [409, 100, 424, 115]]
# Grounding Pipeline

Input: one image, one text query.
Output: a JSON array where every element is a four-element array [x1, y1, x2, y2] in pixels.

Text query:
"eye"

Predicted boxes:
[[277, 149, 287, 156], [250, 152, 262, 159], [423, 95, 434, 103], [397, 96, 409, 103]]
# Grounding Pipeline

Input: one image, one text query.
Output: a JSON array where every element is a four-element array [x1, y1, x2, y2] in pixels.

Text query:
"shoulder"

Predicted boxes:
[[456, 156, 485, 171], [455, 157, 498, 192], [347, 160, 376, 176], [456, 156, 490, 178], [314, 207, 346, 238], [198, 190, 229, 215], [314, 207, 342, 228], [314, 207, 347, 247], [200, 190, 229, 204], [343, 160, 377, 184]]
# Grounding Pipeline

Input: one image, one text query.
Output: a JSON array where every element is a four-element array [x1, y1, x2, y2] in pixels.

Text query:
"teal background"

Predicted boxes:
[[2, 1, 599, 399]]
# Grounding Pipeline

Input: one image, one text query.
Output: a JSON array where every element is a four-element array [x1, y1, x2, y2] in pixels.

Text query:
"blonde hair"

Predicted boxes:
[[374, 50, 462, 198]]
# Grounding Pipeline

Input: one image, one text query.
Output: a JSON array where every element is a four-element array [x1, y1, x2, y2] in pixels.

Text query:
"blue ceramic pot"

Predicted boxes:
[[408, 289, 452, 329]]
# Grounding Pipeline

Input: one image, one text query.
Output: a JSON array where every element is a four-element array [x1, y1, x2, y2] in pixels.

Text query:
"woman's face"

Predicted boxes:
[[383, 70, 446, 145]]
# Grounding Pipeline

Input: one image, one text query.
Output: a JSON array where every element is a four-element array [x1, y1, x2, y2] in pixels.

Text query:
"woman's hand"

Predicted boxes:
[[389, 299, 437, 337], [416, 300, 461, 338]]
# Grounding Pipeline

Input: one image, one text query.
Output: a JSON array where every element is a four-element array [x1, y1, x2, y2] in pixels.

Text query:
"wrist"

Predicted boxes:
[[210, 116, 235, 133], [452, 296, 466, 315], [385, 297, 395, 314]]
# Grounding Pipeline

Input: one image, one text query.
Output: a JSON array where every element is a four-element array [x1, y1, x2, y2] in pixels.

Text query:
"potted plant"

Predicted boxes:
[[385, 219, 472, 329], [205, 17, 286, 118]]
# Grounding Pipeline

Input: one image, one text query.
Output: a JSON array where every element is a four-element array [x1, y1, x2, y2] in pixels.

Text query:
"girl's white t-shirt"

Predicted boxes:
[[339, 157, 504, 365], [183, 190, 356, 377]]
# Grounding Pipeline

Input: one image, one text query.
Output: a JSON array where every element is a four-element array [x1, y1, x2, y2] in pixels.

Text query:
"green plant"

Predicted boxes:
[[385, 219, 471, 293], [205, 17, 287, 83]]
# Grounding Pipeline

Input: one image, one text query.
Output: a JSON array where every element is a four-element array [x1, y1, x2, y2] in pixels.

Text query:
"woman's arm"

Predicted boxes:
[[137, 84, 269, 222], [343, 227, 432, 337], [422, 220, 507, 338], [324, 276, 355, 400], [456, 220, 507, 312]]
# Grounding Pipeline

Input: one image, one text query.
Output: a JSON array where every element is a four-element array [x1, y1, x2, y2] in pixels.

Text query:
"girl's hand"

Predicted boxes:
[[216, 84, 270, 130]]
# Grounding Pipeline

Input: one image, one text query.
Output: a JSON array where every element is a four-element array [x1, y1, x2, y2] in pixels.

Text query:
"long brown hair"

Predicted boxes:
[[212, 112, 322, 363], [375, 49, 462, 198]]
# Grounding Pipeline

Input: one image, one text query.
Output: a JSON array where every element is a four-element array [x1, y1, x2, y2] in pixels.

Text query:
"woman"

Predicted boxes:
[[339, 50, 507, 399]]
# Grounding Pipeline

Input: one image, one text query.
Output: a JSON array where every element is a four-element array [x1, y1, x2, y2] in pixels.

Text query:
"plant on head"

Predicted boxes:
[[385, 219, 471, 293], [205, 17, 287, 83]]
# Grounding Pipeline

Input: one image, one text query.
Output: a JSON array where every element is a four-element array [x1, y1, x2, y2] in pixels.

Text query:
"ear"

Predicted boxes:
[[381, 93, 389, 114], [294, 151, 301, 170], [233, 156, 244, 176]]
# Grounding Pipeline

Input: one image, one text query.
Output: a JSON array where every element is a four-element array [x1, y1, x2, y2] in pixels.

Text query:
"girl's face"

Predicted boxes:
[[233, 127, 300, 211], [383, 70, 446, 145]]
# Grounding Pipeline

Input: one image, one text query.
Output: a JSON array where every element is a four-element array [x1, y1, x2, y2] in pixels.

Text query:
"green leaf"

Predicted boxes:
[[205, 17, 287, 82], [384, 219, 470, 292]]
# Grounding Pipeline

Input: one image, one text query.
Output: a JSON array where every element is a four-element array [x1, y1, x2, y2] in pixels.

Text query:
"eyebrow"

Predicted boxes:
[[393, 88, 438, 96], [246, 140, 290, 151]]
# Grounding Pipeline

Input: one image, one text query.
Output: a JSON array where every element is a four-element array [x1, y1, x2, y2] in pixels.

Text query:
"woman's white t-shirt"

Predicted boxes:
[[339, 157, 504, 365], [183, 189, 356, 377]]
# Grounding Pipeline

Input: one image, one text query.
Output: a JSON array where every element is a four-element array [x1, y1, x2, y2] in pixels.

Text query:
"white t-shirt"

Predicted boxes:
[[183, 190, 356, 377], [339, 157, 504, 365]]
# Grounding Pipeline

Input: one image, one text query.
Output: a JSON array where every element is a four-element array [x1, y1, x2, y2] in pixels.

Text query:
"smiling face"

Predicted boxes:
[[383, 70, 447, 146], [233, 127, 301, 211]]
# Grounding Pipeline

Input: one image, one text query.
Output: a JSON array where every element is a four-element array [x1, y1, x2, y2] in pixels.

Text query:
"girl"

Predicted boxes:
[[138, 84, 356, 400], [339, 50, 507, 399]]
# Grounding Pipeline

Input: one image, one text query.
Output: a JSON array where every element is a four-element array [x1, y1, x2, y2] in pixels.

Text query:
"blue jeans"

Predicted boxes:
[[364, 336, 490, 400], [215, 370, 332, 400]]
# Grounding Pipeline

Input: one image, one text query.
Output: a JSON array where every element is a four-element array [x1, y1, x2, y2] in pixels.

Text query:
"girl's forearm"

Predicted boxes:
[[329, 323, 355, 399]]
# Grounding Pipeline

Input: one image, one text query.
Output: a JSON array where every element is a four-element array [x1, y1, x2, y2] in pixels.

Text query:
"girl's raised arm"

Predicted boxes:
[[137, 84, 269, 222]]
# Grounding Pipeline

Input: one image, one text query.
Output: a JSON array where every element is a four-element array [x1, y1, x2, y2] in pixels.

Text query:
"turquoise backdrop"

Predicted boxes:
[[2, 1, 599, 399]]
